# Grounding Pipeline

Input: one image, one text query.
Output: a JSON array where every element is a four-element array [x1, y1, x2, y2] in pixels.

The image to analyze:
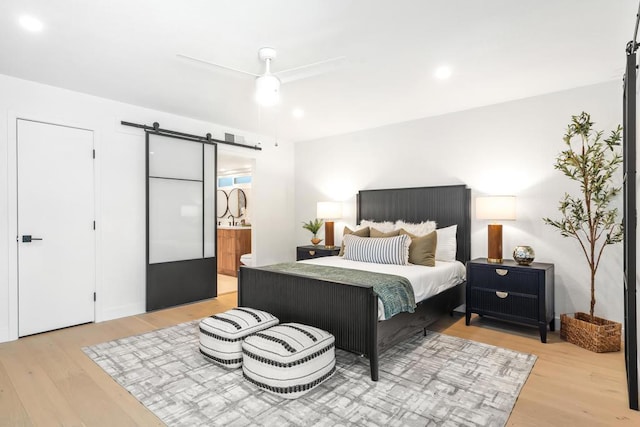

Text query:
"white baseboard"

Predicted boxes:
[[0, 326, 11, 344], [98, 302, 145, 322]]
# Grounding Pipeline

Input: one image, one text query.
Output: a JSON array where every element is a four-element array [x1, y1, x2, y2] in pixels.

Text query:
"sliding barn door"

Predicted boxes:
[[623, 43, 639, 410], [146, 132, 216, 311]]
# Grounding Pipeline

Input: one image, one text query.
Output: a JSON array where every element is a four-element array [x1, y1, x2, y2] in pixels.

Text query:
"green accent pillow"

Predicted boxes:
[[399, 229, 437, 267], [339, 226, 370, 256], [370, 228, 401, 238]]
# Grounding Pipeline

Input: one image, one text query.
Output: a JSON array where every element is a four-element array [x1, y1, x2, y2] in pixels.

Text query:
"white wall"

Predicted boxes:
[[0, 74, 295, 343], [295, 80, 624, 324]]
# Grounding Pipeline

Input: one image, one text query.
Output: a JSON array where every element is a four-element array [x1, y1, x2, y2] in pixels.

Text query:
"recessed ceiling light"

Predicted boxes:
[[292, 108, 304, 119], [434, 65, 452, 80], [19, 15, 44, 32]]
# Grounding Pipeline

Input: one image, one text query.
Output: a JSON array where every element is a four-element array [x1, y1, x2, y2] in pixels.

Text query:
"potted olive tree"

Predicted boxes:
[[543, 111, 623, 352], [302, 218, 324, 245]]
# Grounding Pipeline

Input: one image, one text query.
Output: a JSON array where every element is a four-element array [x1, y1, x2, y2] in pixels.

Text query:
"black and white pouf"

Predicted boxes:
[[241, 322, 336, 399], [199, 307, 279, 369]]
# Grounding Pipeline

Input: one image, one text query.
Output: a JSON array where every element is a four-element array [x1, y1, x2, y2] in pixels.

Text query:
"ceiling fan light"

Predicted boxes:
[[255, 74, 281, 106]]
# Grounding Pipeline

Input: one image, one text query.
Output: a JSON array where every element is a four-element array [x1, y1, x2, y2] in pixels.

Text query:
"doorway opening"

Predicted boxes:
[[216, 152, 255, 294]]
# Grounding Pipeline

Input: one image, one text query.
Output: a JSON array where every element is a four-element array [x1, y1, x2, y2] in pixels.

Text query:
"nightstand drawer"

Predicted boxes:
[[296, 245, 340, 261], [297, 248, 321, 260], [468, 264, 539, 296], [468, 288, 539, 321]]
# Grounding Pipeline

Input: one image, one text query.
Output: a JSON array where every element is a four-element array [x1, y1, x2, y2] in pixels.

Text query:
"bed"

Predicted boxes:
[[238, 185, 471, 381]]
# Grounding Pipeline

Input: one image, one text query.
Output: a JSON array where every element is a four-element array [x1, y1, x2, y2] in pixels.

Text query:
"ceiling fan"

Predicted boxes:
[[177, 47, 345, 107]]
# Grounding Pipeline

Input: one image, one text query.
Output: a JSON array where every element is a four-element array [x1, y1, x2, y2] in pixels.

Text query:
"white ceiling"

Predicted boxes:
[[1, 0, 637, 143]]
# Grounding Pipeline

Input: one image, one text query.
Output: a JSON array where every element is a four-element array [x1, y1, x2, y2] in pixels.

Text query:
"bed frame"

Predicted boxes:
[[238, 185, 471, 381]]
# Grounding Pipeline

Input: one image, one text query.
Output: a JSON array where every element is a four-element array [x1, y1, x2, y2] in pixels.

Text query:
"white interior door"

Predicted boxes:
[[17, 119, 95, 337]]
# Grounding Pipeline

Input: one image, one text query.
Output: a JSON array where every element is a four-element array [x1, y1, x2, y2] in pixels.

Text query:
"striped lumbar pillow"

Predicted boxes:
[[343, 234, 411, 265]]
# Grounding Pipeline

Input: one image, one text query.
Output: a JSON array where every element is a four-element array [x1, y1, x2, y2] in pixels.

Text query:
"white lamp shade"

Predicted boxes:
[[317, 201, 342, 219], [255, 74, 280, 106], [476, 196, 516, 220]]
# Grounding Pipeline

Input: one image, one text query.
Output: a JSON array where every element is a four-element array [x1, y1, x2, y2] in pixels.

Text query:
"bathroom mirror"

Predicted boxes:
[[228, 188, 247, 218], [216, 189, 228, 218]]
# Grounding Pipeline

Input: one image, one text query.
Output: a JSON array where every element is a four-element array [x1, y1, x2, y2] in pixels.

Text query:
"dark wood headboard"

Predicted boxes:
[[356, 185, 471, 263]]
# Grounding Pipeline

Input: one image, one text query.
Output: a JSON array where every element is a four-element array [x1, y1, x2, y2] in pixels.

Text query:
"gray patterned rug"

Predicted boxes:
[[83, 320, 536, 426]]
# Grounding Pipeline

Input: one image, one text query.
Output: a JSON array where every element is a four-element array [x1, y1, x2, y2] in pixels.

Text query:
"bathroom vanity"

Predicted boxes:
[[217, 226, 251, 277]]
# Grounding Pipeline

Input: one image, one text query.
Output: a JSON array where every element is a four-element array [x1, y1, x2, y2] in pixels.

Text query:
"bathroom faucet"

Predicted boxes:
[[227, 214, 233, 226]]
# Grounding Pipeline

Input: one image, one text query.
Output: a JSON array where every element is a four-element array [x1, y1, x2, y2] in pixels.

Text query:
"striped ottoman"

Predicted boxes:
[[242, 323, 336, 399], [199, 307, 279, 368]]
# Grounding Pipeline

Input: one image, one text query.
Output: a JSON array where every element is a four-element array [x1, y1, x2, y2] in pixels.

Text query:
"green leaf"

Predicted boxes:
[[302, 218, 324, 235]]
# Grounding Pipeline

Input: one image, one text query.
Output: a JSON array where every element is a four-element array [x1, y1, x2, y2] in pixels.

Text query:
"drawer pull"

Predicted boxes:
[[308, 250, 315, 256], [496, 291, 509, 299], [495, 269, 508, 276]]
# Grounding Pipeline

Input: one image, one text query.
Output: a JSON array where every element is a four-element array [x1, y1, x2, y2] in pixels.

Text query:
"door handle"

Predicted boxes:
[[22, 235, 43, 243]]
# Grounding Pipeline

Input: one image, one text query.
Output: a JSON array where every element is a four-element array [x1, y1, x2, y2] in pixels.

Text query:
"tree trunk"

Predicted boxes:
[[590, 265, 596, 321]]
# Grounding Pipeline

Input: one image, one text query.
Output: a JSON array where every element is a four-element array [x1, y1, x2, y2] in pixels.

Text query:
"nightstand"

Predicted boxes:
[[296, 245, 340, 261], [465, 258, 555, 343]]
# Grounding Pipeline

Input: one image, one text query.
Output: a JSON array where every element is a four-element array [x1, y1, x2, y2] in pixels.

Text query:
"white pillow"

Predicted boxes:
[[359, 219, 396, 233], [343, 234, 410, 265], [435, 225, 457, 262], [395, 220, 437, 236]]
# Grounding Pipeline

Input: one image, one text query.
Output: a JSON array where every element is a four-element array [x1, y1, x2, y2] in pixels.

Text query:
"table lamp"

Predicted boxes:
[[317, 201, 342, 248], [476, 196, 516, 263]]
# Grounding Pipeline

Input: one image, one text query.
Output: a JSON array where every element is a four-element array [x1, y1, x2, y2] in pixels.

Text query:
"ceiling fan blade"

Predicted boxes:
[[275, 56, 346, 83], [176, 54, 260, 78]]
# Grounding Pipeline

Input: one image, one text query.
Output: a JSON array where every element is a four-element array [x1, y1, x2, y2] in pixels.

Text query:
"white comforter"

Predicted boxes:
[[298, 256, 466, 320]]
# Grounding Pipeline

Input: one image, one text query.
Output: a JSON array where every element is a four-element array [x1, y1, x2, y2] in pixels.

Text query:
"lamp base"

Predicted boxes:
[[487, 224, 503, 264], [324, 221, 335, 248]]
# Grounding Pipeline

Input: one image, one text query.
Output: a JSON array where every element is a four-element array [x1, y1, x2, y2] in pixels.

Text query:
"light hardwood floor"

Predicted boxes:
[[216, 274, 238, 295], [1, 291, 639, 426]]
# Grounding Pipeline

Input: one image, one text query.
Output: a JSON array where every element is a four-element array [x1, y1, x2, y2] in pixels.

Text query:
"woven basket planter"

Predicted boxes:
[[560, 312, 621, 353]]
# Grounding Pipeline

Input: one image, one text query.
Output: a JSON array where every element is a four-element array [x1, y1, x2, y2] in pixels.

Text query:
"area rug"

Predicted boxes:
[[83, 320, 536, 426]]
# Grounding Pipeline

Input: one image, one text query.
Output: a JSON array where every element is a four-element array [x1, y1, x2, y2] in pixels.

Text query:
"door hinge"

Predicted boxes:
[[93, 221, 96, 230], [92, 149, 96, 159], [93, 292, 96, 301]]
